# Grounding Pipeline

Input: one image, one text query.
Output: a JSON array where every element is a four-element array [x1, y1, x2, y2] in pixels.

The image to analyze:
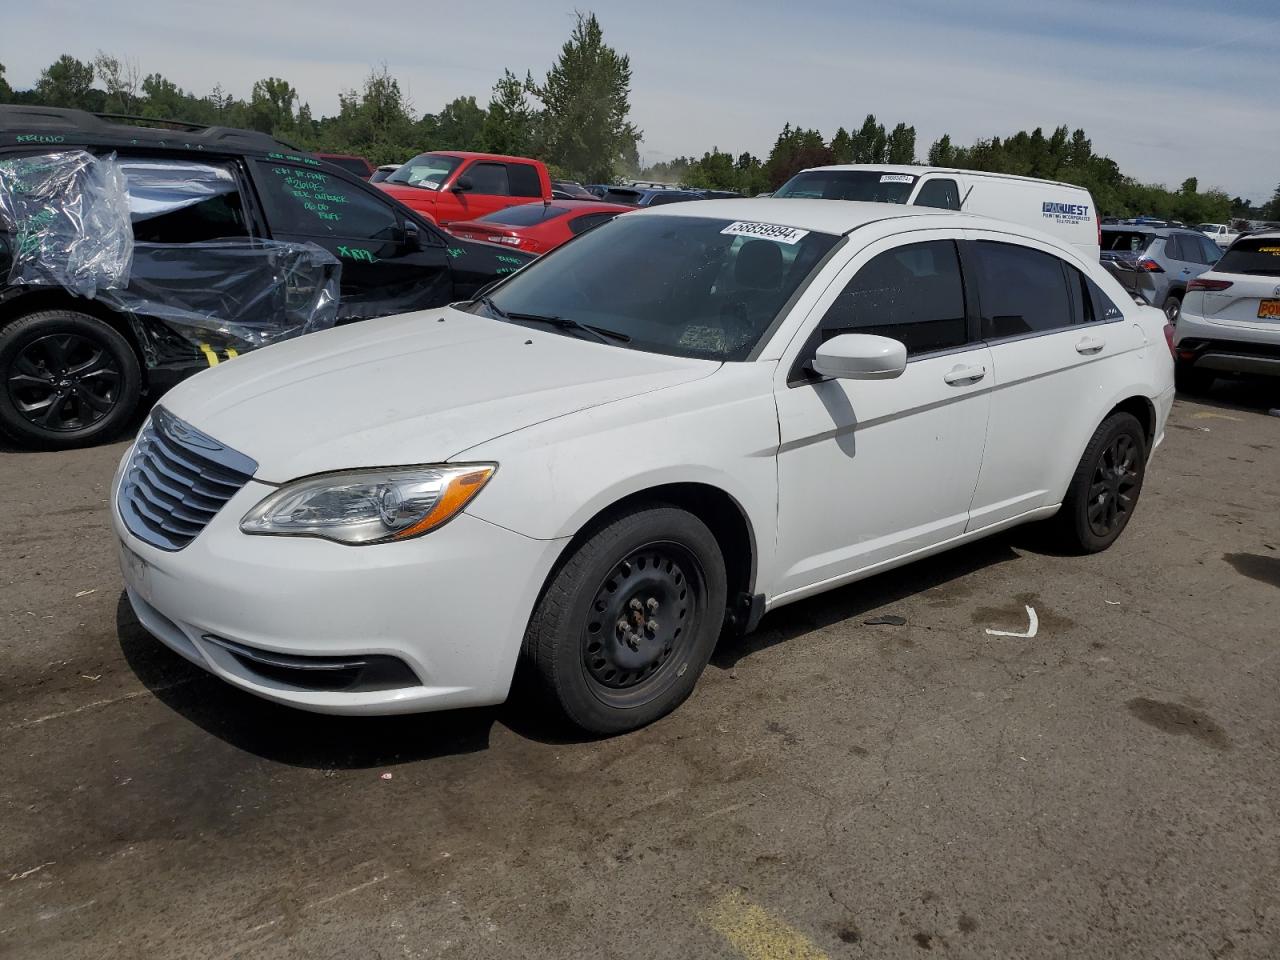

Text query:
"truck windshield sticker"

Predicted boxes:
[[1042, 201, 1090, 224], [720, 221, 809, 245], [879, 174, 915, 184]]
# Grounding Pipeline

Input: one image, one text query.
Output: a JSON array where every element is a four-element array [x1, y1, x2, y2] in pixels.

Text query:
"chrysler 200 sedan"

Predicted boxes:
[[112, 199, 1175, 734]]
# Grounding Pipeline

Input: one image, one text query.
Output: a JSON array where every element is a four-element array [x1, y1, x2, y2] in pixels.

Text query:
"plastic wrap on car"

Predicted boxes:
[[0, 149, 132, 297], [102, 239, 341, 358]]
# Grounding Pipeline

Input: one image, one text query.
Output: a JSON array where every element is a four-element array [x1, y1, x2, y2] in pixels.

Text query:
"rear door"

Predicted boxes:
[[249, 158, 454, 321], [963, 232, 1142, 528]]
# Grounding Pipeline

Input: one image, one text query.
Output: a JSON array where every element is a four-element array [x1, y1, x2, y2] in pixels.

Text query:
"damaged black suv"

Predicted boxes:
[[0, 107, 534, 449]]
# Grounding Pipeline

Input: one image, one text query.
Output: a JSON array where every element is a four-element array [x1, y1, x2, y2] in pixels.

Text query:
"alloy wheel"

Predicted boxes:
[[1087, 433, 1140, 538], [6, 333, 122, 432]]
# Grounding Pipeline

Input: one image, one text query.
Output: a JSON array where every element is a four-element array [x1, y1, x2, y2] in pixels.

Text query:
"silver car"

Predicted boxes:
[[1100, 226, 1223, 322]]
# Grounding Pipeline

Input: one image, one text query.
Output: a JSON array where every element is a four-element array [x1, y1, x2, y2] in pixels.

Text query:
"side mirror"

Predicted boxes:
[[452, 175, 474, 193], [400, 220, 422, 251], [812, 333, 907, 380]]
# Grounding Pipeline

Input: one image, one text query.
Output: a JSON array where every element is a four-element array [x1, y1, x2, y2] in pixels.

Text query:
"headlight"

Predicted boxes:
[[240, 464, 495, 545]]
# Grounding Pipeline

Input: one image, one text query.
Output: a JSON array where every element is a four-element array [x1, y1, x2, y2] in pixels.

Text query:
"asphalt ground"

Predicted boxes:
[[2, 383, 1278, 959]]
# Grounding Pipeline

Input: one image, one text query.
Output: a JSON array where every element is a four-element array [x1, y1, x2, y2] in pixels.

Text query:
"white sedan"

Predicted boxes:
[[112, 199, 1174, 734]]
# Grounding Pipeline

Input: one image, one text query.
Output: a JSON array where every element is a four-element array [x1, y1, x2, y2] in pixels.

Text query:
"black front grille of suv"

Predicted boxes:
[[117, 407, 257, 551]]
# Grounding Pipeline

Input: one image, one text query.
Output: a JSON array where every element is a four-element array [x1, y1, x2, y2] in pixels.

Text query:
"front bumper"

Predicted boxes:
[[112, 469, 567, 715]]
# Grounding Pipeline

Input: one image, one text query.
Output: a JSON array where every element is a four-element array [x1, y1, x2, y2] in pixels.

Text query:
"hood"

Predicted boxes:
[[158, 307, 717, 482]]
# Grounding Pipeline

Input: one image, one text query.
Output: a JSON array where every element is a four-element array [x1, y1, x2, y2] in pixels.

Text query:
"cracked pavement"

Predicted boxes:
[[2, 388, 1279, 958]]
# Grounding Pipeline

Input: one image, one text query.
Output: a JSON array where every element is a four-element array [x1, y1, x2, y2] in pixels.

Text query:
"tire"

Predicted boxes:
[[522, 504, 728, 735], [1174, 362, 1212, 395], [1055, 412, 1147, 553], [1162, 294, 1182, 324], [0, 310, 141, 449]]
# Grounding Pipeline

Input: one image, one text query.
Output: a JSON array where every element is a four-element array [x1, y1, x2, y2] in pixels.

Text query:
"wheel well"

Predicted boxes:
[[0, 290, 143, 370], [1108, 395, 1156, 447]]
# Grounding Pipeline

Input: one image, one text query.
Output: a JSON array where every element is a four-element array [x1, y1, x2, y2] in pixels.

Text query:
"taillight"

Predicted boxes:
[[1187, 278, 1233, 292], [1137, 258, 1164, 273], [1163, 323, 1175, 357]]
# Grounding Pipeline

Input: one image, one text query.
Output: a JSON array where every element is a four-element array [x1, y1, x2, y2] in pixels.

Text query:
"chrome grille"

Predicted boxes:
[[117, 407, 257, 551]]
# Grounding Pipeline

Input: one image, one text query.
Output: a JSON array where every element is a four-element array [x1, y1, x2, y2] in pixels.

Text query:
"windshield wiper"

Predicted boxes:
[[476, 294, 508, 319], [504, 310, 631, 345]]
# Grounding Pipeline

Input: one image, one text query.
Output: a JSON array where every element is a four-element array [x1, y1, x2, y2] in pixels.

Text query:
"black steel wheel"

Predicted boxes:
[[1056, 411, 1147, 553], [523, 504, 727, 735], [0, 310, 141, 449]]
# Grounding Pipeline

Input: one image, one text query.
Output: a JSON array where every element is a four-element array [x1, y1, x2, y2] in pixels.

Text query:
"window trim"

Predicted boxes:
[[911, 177, 961, 211]]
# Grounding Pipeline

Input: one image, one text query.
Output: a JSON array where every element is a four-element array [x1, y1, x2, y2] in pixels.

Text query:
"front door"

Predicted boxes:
[[250, 159, 454, 321], [772, 235, 992, 600]]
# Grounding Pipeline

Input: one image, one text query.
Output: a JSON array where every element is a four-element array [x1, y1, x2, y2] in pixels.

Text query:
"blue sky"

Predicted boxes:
[[5, 0, 1277, 201]]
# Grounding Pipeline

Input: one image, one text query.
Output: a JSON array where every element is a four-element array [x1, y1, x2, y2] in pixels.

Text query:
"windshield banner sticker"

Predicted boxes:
[[1042, 200, 1090, 224], [879, 174, 916, 184], [721, 221, 810, 244]]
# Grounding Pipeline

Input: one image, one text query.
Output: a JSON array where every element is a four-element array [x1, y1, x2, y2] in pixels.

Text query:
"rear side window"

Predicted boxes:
[[819, 240, 968, 356], [120, 158, 248, 243], [253, 161, 400, 240], [1163, 234, 1188, 261], [568, 212, 618, 235], [1067, 267, 1125, 324], [971, 241, 1072, 338], [507, 163, 543, 198], [913, 179, 961, 211], [1215, 237, 1280, 276], [466, 163, 510, 196]]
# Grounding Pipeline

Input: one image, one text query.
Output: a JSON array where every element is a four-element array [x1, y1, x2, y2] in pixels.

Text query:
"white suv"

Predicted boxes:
[[112, 199, 1174, 734], [1173, 230, 1280, 392]]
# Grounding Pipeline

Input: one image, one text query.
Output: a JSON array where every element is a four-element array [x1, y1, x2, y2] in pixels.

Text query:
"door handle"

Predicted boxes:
[[943, 364, 986, 385], [1076, 335, 1106, 355]]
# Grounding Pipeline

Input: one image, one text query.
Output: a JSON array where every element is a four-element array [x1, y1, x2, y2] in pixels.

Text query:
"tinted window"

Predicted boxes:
[[508, 164, 542, 198], [471, 215, 840, 361], [120, 159, 248, 243], [913, 178, 961, 211], [972, 241, 1072, 338], [568, 212, 618, 235], [386, 153, 461, 189], [481, 204, 569, 226], [322, 156, 372, 177], [602, 189, 642, 205], [1215, 237, 1280, 276], [1067, 266, 1124, 324], [1101, 230, 1154, 254], [466, 163, 510, 196], [774, 170, 916, 203], [819, 240, 968, 356], [254, 161, 400, 240], [646, 192, 697, 206], [1163, 234, 1187, 261], [1195, 235, 1223, 266]]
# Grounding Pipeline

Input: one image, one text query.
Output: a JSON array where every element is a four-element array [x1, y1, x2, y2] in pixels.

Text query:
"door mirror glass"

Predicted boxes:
[[452, 175, 474, 193], [400, 220, 421, 251], [812, 334, 907, 380]]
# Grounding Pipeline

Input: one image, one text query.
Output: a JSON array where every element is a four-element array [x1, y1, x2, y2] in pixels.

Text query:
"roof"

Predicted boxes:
[[427, 150, 545, 165], [632, 198, 948, 235], [798, 163, 1087, 192], [1102, 225, 1202, 237], [0, 105, 296, 155]]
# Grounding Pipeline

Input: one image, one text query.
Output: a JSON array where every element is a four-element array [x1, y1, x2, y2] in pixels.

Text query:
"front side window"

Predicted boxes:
[[385, 153, 462, 190], [818, 240, 968, 355], [470, 215, 840, 360], [913, 179, 961, 211], [465, 163, 511, 196], [254, 161, 400, 240], [774, 170, 916, 203], [1215, 237, 1280, 276], [120, 158, 248, 243], [972, 240, 1072, 338]]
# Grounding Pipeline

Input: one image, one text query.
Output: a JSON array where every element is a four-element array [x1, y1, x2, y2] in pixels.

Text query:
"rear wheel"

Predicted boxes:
[[1055, 412, 1147, 553], [1162, 294, 1182, 324], [522, 504, 727, 735], [0, 310, 141, 449]]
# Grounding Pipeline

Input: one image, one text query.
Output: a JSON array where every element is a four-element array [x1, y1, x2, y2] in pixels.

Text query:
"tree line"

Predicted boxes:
[[2, 15, 1277, 222]]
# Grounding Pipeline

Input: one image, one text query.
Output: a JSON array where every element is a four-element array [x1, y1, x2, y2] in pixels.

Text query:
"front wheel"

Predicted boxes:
[[0, 310, 141, 449], [522, 504, 727, 735], [1055, 412, 1147, 553]]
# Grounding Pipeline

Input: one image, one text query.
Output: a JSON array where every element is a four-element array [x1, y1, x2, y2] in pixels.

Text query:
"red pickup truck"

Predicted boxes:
[[375, 151, 552, 225]]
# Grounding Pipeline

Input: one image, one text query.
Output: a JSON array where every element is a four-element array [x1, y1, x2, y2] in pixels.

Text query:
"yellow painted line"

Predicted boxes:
[[225, 347, 238, 359], [704, 890, 830, 960], [198, 343, 219, 366]]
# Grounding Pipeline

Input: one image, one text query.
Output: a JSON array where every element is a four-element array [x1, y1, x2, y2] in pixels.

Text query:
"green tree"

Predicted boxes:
[[533, 12, 641, 182], [885, 122, 916, 164], [764, 123, 832, 188], [927, 134, 954, 166], [1180, 177, 1198, 195], [482, 70, 537, 155], [1263, 184, 1280, 221], [311, 66, 420, 166], [92, 52, 140, 114], [851, 114, 886, 163], [34, 54, 95, 108], [432, 95, 487, 151], [829, 127, 853, 164], [0, 62, 14, 103], [249, 77, 298, 135]]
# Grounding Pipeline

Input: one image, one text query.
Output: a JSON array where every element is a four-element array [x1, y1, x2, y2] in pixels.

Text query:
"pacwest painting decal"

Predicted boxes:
[[1042, 201, 1090, 224]]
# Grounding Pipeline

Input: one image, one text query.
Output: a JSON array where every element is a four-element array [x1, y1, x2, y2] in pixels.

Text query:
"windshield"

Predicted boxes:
[[1197, 223, 1222, 233], [1101, 230, 1153, 254], [773, 170, 916, 203], [1214, 238, 1280, 276], [387, 153, 462, 189], [470, 214, 840, 360]]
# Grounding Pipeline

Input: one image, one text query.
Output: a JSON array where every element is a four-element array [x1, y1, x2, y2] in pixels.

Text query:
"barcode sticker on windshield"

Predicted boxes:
[[879, 174, 916, 184], [721, 221, 810, 245]]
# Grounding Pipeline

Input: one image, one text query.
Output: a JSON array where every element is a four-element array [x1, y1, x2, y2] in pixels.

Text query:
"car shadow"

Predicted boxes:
[[1179, 377, 1279, 414], [711, 532, 1023, 669]]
